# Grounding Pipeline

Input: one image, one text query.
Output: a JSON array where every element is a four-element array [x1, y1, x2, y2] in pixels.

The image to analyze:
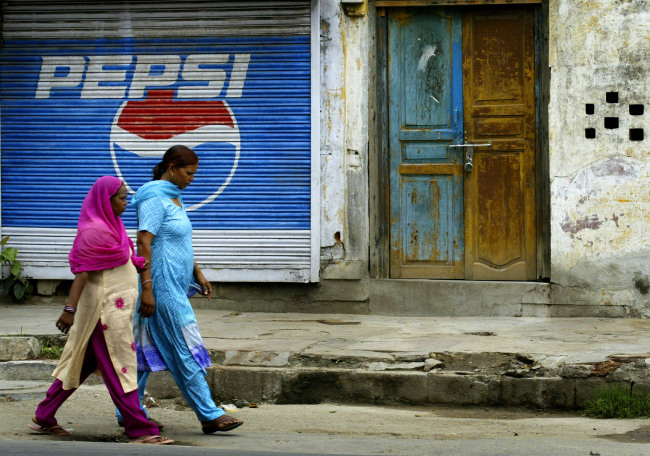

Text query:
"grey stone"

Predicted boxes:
[[500, 377, 575, 409], [343, 370, 428, 405], [533, 355, 567, 374], [0, 360, 56, 381], [277, 368, 429, 405], [606, 362, 649, 382], [560, 364, 593, 378], [0, 336, 41, 361], [369, 279, 549, 316], [427, 373, 500, 406], [632, 382, 650, 396], [428, 352, 519, 374], [36, 280, 61, 296], [393, 352, 429, 362], [424, 358, 444, 372], [212, 366, 283, 404], [366, 362, 424, 371], [0, 380, 52, 399], [146, 370, 182, 399], [223, 350, 291, 367], [574, 378, 629, 408]]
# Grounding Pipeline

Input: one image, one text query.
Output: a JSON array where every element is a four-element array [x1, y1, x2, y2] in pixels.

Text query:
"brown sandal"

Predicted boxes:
[[129, 435, 174, 445], [201, 414, 244, 434], [28, 415, 72, 436]]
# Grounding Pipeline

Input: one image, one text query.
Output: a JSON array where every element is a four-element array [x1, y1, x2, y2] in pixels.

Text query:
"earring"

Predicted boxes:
[[171, 171, 174, 176]]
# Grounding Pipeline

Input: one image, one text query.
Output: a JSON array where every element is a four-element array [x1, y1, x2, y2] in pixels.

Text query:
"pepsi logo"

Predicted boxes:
[[110, 89, 240, 211]]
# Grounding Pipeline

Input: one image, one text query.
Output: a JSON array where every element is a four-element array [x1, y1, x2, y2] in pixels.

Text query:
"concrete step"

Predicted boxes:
[[140, 362, 650, 411], [1, 334, 649, 410], [143, 349, 650, 410]]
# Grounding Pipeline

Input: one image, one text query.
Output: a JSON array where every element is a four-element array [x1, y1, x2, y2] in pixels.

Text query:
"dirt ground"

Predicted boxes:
[[2, 384, 649, 454]]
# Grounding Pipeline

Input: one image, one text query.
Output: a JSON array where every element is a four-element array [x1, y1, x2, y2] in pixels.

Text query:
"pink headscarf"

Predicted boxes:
[[68, 176, 145, 274]]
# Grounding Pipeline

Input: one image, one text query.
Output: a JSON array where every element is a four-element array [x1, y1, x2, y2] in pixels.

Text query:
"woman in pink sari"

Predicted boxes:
[[28, 176, 173, 445]]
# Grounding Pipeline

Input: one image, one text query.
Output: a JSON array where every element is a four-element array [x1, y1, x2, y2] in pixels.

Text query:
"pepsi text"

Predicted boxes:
[[36, 53, 251, 99]]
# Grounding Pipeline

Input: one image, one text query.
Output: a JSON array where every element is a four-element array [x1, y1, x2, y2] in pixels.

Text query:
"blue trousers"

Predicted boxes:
[[117, 362, 223, 423]]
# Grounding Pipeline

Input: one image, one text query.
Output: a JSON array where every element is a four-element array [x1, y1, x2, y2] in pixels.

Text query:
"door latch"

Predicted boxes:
[[464, 147, 474, 173], [448, 142, 492, 173]]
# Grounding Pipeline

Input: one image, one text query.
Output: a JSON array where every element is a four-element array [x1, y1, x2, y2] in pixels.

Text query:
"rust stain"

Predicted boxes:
[[410, 188, 418, 204], [590, 360, 621, 377], [392, 10, 413, 27]]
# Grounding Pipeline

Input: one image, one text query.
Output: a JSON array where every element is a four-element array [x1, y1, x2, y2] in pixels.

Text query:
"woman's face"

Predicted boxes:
[[110, 184, 128, 216], [170, 164, 199, 190]]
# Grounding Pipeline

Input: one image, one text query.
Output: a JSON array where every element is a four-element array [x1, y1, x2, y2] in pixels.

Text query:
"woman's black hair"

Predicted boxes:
[[152, 145, 199, 180]]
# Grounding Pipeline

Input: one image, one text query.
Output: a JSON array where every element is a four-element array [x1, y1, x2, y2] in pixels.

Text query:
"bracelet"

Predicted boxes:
[[63, 305, 77, 314], [141, 279, 152, 286]]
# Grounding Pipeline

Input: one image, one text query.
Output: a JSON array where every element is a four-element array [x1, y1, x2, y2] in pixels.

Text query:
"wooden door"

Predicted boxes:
[[462, 7, 537, 280], [388, 8, 465, 279]]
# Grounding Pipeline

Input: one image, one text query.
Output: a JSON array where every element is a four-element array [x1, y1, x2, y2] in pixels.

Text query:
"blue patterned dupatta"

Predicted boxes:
[[133, 312, 167, 372], [133, 308, 211, 373]]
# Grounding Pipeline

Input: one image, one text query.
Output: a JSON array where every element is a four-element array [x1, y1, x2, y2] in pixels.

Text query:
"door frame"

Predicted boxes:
[[369, 0, 550, 281]]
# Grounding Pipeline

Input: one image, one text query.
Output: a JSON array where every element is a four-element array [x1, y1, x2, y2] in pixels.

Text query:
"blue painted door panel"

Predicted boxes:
[[388, 8, 464, 279]]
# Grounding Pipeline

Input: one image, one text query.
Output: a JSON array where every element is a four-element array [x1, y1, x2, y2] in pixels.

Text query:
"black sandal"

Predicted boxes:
[[201, 415, 244, 434]]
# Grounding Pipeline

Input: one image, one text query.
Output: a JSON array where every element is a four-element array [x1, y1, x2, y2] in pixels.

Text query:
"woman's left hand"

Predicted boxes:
[[136, 259, 150, 273], [196, 272, 212, 299]]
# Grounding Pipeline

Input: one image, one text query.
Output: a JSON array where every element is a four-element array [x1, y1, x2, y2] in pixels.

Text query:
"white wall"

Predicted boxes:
[[549, 0, 650, 315], [319, 2, 370, 279]]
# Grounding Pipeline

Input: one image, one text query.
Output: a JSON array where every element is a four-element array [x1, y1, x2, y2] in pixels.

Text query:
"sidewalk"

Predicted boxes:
[[1, 304, 649, 409]]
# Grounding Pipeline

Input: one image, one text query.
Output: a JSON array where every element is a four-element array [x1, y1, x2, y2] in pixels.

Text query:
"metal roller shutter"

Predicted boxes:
[[1, 0, 319, 282]]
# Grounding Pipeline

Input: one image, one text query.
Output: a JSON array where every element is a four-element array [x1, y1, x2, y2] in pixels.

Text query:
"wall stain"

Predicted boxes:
[[633, 272, 649, 295], [589, 155, 639, 179], [560, 214, 603, 237]]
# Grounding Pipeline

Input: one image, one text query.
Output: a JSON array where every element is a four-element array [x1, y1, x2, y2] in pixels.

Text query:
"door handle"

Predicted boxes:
[[448, 142, 492, 173]]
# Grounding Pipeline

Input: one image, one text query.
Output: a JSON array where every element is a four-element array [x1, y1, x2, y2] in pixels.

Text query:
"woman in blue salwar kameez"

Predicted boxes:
[[120, 145, 243, 434]]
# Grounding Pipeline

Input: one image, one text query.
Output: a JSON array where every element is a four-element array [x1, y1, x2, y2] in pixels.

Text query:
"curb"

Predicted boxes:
[[142, 356, 650, 410], [2, 336, 650, 410]]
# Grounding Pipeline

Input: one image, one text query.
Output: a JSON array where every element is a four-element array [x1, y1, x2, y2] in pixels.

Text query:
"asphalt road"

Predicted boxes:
[[1, 436, 649, 456], [0, 440, 359, 456]]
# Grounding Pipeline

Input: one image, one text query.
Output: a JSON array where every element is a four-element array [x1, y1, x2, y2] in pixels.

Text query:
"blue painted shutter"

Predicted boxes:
[[1, 1, 316, 282]]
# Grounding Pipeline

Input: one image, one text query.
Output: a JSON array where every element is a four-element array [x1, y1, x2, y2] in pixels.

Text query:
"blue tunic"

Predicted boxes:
[[134, 196, 211, 373]]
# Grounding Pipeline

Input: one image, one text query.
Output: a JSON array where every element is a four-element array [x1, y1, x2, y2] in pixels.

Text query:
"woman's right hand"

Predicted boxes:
[[138, 288, 156, 318]]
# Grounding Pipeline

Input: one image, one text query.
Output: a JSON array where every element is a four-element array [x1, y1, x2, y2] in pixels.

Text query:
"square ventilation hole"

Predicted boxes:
[[585, 104, 595, 115], [604, 117, 619, 129], [630, 104, 644, 116], [585, 128, 596, 139], [630, 129, 644, 141], [606, 92, 619, 103]]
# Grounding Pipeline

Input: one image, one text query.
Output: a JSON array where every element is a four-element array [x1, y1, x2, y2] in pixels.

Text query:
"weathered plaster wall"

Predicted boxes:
[[319, 2, 370, 279], [320, 2, 346, 262], [549, 0, 650, 315]]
